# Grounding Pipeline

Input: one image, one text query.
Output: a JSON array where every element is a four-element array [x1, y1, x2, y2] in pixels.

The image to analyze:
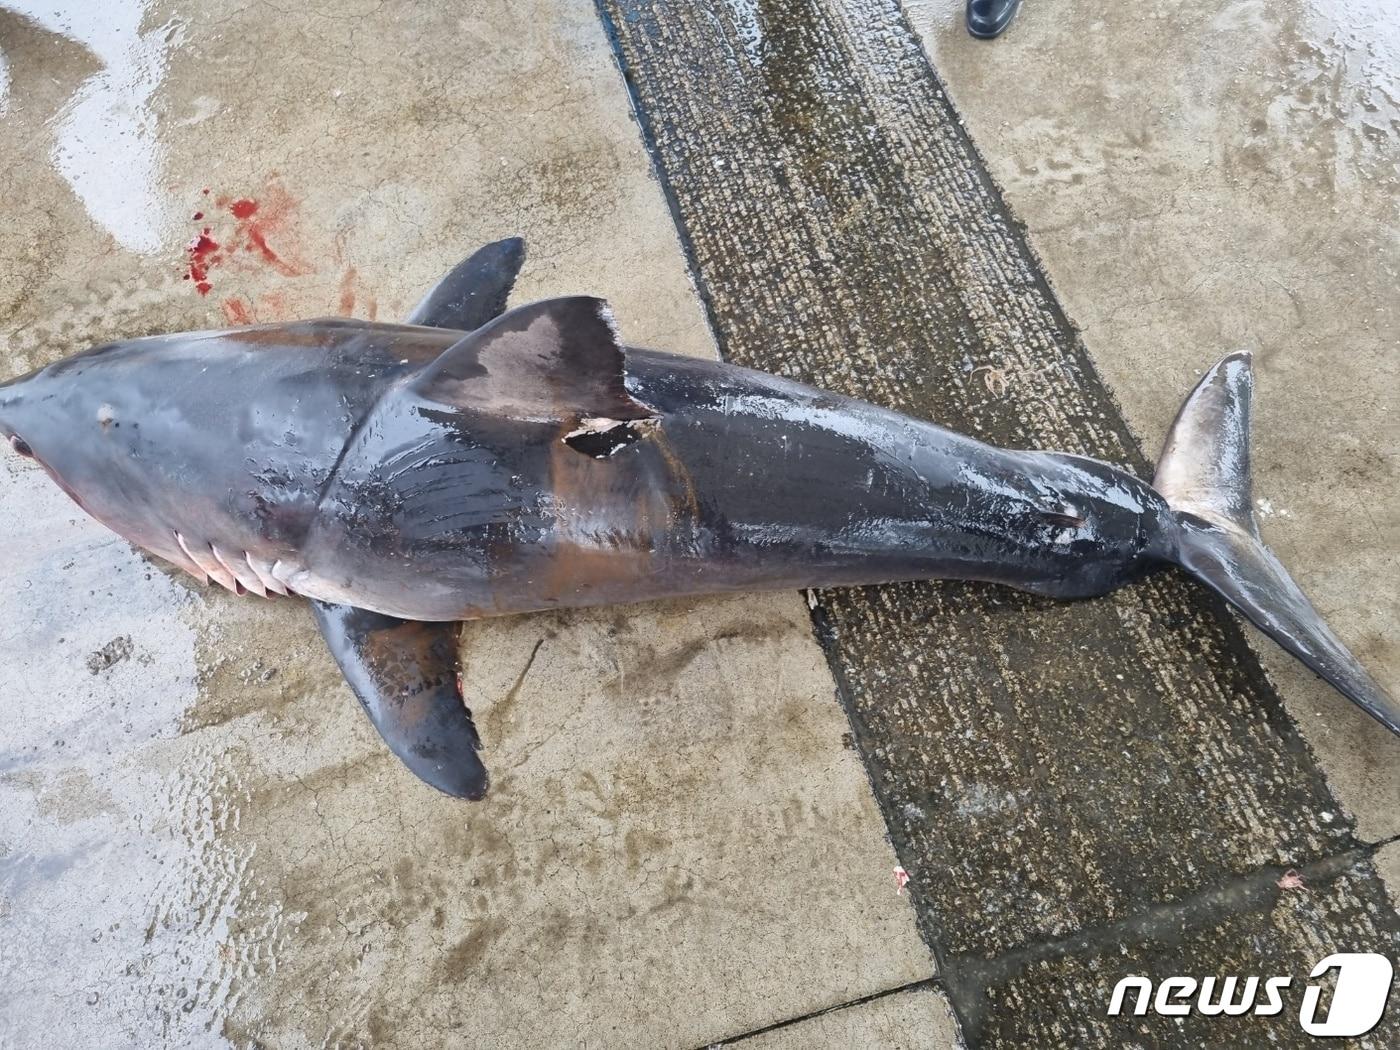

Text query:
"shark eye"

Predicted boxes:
[[9, 435, 33, 458]]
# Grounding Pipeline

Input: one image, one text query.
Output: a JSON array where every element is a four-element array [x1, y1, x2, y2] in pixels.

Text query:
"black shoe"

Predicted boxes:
[[966, 0, 1023, 39]]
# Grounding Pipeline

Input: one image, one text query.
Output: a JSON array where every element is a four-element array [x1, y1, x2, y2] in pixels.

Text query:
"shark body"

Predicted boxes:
[[2, 240, 1393, 797]]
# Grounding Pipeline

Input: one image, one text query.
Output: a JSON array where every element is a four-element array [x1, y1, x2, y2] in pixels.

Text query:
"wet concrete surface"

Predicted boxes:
[[600, 0, 1399, 1044], [908, 0, 1399, 841], [0, 2, 937, 1046]]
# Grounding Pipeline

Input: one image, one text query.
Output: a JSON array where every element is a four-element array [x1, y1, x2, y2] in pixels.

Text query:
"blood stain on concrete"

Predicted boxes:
[[221, 297, 252, 324], [337, 265, 357, 315], [184, 229, 219, 295], [180, 178, 312, 297]]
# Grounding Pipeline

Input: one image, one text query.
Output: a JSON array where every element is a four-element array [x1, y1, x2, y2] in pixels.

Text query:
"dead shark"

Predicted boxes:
[[1, 239, 1394, 798]]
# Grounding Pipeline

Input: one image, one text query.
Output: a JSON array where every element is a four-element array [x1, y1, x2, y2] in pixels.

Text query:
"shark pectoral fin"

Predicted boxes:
[[405, 237, 526, 331], [310, 600, 488, 800], [408, 296, 658, 426]]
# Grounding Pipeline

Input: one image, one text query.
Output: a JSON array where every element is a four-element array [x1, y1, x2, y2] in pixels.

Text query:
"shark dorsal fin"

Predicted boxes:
[[408, 296, 656, 424], [405, 237, 526, 331]]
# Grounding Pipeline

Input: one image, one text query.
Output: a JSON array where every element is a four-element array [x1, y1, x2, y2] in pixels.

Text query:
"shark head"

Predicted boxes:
[[0, 341, 224, 578], [0, 329, 391, 592], [1, 346, 141, 504]]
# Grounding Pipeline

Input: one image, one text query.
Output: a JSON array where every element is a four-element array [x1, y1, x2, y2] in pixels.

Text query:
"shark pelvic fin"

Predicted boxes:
[[310, 601, 488, 799], [405, 237, 526, 331], [1156, 352, 1400, 733]]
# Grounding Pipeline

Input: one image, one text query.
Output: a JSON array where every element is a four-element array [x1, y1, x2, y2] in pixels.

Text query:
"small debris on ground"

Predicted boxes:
[[86, 636, 134, 675], [972, 365, 1011, 397], [1277, 869, 1307, 891]]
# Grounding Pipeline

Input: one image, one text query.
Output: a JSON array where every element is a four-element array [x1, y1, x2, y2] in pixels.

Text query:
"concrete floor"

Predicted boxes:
[[0, 0, 1396, 1046], [909, 0, 1399, 840], [0, 2, 934, 1046]]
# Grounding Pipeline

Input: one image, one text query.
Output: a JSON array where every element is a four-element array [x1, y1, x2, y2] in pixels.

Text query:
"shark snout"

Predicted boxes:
[[0, 392, 21, 447], [0, 379, 29, 445], [0, 369, 55, 462]]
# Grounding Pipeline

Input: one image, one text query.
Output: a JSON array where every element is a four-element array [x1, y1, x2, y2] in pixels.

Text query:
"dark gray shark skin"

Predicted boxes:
[[1, 239, 1394, 799]]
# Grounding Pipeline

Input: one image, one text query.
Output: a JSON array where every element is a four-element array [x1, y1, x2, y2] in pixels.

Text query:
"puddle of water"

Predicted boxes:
[[1279, 0, 1400, 188], [721, 0, 767, 64], [0, 457, 288, 1045], [0, 1, 184, 253]]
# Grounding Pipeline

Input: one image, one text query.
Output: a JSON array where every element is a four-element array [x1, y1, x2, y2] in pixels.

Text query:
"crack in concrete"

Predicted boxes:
[[696, 977, 946, 1049], [942, 842, 1382, 1043]]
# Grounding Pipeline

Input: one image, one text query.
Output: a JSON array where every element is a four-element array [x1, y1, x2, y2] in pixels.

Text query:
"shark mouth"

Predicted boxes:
[[172, 531, 292, 598]]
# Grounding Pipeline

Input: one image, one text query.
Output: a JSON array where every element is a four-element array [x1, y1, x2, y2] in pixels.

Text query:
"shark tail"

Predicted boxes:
[[1154, 351, 1399, 733]]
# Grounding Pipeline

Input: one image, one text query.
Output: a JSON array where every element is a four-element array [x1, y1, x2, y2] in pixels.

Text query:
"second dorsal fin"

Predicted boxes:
[[409, 295, 656, 424], [405, 237, 526, 331]]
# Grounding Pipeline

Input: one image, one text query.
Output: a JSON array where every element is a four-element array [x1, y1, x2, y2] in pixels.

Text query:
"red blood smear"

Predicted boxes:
[[337, 266, 357, 315], [246, 225, 299, 276], [186, 230, 221, 295], [222, 298, 252, 324], [182, 182, 310, 299]]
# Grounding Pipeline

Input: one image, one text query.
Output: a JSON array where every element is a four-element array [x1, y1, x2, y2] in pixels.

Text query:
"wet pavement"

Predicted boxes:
[[1, 0, 1396, 1046]]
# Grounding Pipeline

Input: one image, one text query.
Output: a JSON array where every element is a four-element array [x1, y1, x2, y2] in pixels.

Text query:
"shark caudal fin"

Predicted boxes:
[[1154, 352, 1400, 734]]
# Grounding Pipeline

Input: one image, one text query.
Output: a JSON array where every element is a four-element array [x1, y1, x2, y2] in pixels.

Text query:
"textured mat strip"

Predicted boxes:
[[596, 0, 1400, 1044]]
